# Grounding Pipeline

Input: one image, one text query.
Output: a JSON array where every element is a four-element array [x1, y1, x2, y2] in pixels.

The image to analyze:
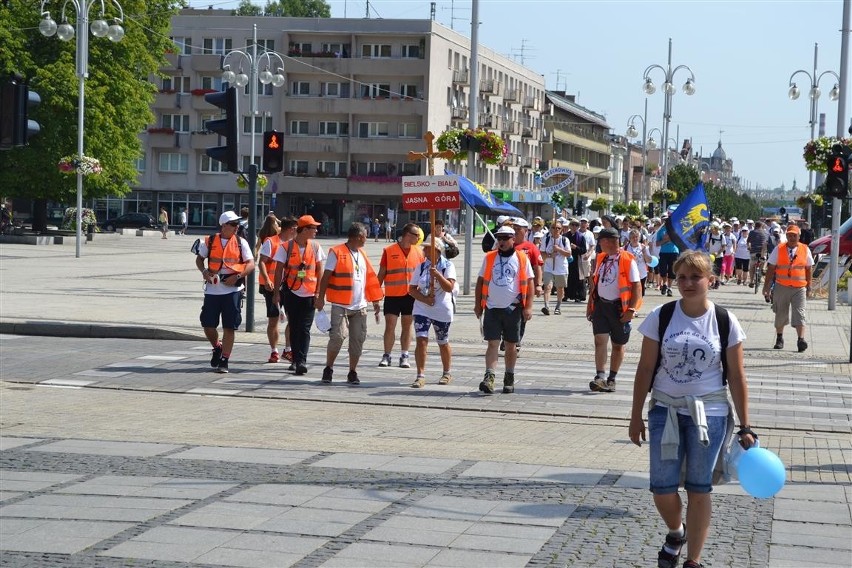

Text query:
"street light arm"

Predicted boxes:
[[816, 70, 840, 86], [643, 64, 666, 79], [670, 65, 695, 81], [788, 69, 814, 86]]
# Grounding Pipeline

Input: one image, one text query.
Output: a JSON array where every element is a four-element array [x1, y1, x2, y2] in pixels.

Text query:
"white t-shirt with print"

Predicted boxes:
[[409, 258, 456, 322], [324, 247, 368, 310], [271, 240, 327, 298], [478, 252, 534, 309], [196, 235, 254, 296], [639, 301, 746, 416], [539, 234, 570, 275], [595, 253, 640, 301], [733, 234, 751, 259], [624, 243, 649, 280]]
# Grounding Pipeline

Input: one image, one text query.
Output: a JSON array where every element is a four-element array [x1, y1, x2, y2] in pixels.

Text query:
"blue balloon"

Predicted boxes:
[[737, 447, 785, 499], [648, 255, 660, 268]]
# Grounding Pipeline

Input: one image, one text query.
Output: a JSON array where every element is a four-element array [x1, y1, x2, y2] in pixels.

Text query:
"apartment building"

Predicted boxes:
[[94, 10, 546, 234]]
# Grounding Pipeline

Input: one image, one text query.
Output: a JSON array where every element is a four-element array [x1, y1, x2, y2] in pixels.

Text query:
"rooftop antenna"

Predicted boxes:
[[440, 0, 469, 31], [551, 69, 569, 92], [510, 38, 535, 67], [430, 2, 436, 20]]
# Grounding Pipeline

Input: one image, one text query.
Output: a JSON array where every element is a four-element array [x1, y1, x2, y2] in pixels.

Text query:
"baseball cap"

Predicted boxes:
[[592, 226, 602, 234], [297, 214, 321, 228], [495, 226, 515, 237], [219, 211, 240, 225], [730, 217, 738, 222], [746, 219, 754, 224], [579, 217, 589, 222], [532, 230, 545, 239], [422, 237, 445, 251], [772, 227, 781, 234], [512, 217, 530, 228], [495, 215, 510, 225], [597, 227, 620, 240], [786, 225, 801, 235]]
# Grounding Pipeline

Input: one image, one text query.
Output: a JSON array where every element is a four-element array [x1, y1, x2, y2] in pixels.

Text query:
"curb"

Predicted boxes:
[[0, 320, 202, 341]]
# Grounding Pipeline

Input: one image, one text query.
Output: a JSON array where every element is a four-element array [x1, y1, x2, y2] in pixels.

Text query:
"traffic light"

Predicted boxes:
[[0, 75, 41, 149], [824, 146, 849, 199], [204, 86, 239, 173], [262, 130, 283, 173], [575, 199, 585, 216]]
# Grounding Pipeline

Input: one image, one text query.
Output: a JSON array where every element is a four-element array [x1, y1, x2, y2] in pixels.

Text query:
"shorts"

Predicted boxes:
[[648, 405, 728, 494], [773, 285, 807, 328], [259, 287, 283, 318], [383, 294, 415, 317], [200, 292, 243, 330], [734, 257, 750, 272], [658, 252, 678, 279], [413, 314, 451, 344], [482, 305, 522, 343], [543, 272, 568, 289], [591, 299, 630, 345]]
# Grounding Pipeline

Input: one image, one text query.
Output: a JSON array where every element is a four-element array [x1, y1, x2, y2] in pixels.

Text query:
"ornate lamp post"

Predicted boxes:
[[626, 98, 648, 207], [38, 0, 125, 258], [642, 38, 695, 211]]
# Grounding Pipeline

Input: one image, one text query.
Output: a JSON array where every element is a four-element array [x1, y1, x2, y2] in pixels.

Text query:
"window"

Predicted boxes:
[[402, 44, 420, 58], [134, 156, 146, 172], [400, 161, 420, 175], [200, 155, 227, 173], [398, 122, 418, 138], [243, 116, 274, 134], [159, 153, 188, 173], [241, 155, 261, 172], [361, 44, 391, 58], [289, 42, 312, 54], [322, 42, 344, 55], [251, 39, 275, 53], [319, 121, 349, 136], [170, 36, 191, 55], [202, 37, 231, 55], [162, 114, 190, 132], [318, 161, 347, 176], [162, 76, 190, 93], [201, 76, 223, 91], [355, 161, 388, 175], [359, 83, 390, 98], [290, 120, 309, 135], [199, 113, 217, 132], [323, 82, 341, 97], [358, 122, 389, 138], [401, 84, 418, 98], [289, 160, 309, 175], [291, 81, 310, 96]]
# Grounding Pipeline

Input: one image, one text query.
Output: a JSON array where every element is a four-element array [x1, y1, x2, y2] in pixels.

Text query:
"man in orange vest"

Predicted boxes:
[[762, 224, 814, 352], [587, 227, 642, 392], [194, 211, 256, 374], [315, 222, 384, 385], [376, 222, 425, 369], [273, 215, 326, 375], [474, 225, 534, 395]]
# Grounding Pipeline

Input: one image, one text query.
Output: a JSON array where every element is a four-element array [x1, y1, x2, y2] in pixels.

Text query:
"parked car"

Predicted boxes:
[[101, 212, 157, 232], [809, 216, 852, 257]]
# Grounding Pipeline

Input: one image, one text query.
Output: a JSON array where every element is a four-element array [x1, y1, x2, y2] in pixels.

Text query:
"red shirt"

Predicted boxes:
[[515, 240, 543, 267]]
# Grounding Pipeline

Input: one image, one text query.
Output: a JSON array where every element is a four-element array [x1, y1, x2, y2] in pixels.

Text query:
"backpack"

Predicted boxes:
[[443, 237, 460, 259], [651, 301, 731, 390]]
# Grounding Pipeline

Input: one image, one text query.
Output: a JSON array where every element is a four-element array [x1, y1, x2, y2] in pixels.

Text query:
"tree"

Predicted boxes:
[[589, 197, 609, 213], [234, 0, 262, 16], [611, 202, 627, 215], [0, 0, 182, 229], [666, 163, 701, 202], [235, 0, 331, 17], [704, 181, 761, 221], [626, 202, 641, 217]]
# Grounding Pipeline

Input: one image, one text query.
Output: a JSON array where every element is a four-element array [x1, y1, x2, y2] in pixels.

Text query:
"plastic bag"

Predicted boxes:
[[315, 309, 331, 333]]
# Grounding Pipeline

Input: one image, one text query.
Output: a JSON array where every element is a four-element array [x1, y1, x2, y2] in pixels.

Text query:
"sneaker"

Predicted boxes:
[[347, 370, 360, 385], [411, 376, 426, 388], [438, 372, 453, 385], [378, 354, 391, 367], [268, 352, 280, 363], [553, 307, 561, 315], [657, 529, 687, 568], [288, 363, 295, 371], [210, 344, 223, 367], [604, 379, 616, 392], [295, 364, 308, 376], [321, 366, 333, 383], [216, 357, 229, 374], [479, 371, 496, 394], [666, 288, 673, 297], [502, 372, 515, 394], [660, 285, 667, 296], [682, 561, 703, 568], [399, 354, 411, 369], [589, 376, 607, 392], [281, 350, 294, 362], [541, 306, 550, 315], [774, 336, 784, 350], [797, 338, 808, 352]]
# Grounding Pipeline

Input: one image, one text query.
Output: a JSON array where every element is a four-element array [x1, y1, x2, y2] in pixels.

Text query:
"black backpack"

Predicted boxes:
[[651, 301, 731, 390]]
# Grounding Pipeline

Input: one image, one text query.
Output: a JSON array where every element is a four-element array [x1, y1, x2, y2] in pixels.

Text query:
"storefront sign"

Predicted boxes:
[[401, 175, 461, 210], [541, 167, 575, 191]]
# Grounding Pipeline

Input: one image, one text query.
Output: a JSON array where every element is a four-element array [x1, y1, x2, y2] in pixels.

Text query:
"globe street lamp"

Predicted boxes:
[[643, 38, 695, 211], [626, 98, 648, 206], [38, 0, 125, 258], [787, 42, 840, 224]]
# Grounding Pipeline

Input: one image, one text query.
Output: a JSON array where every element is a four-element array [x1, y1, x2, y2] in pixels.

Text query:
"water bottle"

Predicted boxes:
[[279, 308, 287, 323]]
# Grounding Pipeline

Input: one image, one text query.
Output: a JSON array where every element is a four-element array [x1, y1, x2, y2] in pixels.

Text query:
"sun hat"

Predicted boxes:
[[495, 215, 509, 225], [512, 217, 530, 228], [422, 238, 445, 251], [219, 211, 240, 225], [495, 226, 515, 236]]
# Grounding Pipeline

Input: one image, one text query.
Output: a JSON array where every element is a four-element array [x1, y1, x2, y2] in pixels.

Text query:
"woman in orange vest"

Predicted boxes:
[[256, 214, 285, 363], [315, 222, 384, 385]]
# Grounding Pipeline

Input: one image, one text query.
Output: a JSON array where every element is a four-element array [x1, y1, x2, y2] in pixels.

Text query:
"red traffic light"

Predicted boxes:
[[831, 157, 845, 173], [262, 130, 284, 173], [266, 133, 280, 150]]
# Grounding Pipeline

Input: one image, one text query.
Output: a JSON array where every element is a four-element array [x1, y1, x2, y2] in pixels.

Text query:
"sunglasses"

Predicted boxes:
[[496, 235, 513, 241], [225, 221, 239, 227], [408, 231, 420, 236]]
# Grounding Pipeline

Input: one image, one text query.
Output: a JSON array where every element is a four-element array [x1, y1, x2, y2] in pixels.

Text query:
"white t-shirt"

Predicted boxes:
[[624, 242, 649, 279], [734, 234, 751, 259], [722, 231, 735, 255], [766, 243, 814, 268], [595, 253, 640, 301], [478, 251, 534, 308], [579, 229, 596, 259], [179, 211, 187, 224], [539, 234, 570, 275], [324, 247, 368, 310], [271, 239, 327, 298], [647, 229, 660, 256], [196, 235, 254, 295], [639, 301, 746, 416], [409, 257, 456, 322], [706, 233, 726, 255]]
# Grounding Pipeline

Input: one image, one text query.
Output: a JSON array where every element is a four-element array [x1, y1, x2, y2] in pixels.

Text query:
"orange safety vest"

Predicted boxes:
[[480, 250, 530, 309], [591, 251, 642, 312], [284, 239, 321, 294], [326, 243, 383, 305], [258, 235, 282, 286], [381, 243, 424, 297], [774, 243, 809, 288], [208, 233, 247, 275]]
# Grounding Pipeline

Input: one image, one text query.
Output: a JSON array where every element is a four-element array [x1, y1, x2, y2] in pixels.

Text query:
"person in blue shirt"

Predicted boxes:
[[656, 220, 680, 297]]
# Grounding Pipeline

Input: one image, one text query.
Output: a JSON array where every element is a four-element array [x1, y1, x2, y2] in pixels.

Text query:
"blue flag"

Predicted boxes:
[[664, 183, 711, 251], [444, 170, 523, 216]]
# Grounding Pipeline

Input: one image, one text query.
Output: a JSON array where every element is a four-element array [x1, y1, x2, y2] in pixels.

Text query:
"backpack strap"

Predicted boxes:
[[715, 304, 730, 385], [650, 301, 677, 390]]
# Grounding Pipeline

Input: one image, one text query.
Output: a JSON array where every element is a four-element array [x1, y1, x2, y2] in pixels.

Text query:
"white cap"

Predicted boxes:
[[495, 226, 515, 236], [772, 227, 781, 233], [557, 216, 568, 224], [746, 219, 754, 224], [580, 217, 589, 222], [730, 217, 738, 222], [592, 226, 602, 234], [495, 215, 510, 224], [512, 217, 530, 228], [532, 231, 545, 239], [219, 211, 240, 225]]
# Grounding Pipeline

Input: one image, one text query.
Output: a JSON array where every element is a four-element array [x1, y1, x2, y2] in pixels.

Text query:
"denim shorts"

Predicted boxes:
[[647, 405, 728, 495], [200, 292, 243, 330]]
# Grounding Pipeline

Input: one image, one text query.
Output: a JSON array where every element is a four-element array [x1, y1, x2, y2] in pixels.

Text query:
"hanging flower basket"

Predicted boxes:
[[61, 207, 99, 233], [436, 128, 506, 165], [58, 155, 102, 176], [796, 193, 824, 208], [236, 174, 268, 189], [803, 136, 852, 173]]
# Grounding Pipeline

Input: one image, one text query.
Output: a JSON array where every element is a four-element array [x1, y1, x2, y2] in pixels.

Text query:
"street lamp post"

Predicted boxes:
[[38, 0, 125, 258], [643, 38, 695, 212], [787, 42, 840, 224], [219, 24, 285, 332], [626, 98, 648, 208]]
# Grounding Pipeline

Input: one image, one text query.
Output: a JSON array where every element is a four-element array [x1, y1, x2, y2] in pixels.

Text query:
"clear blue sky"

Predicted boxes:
[[190, 0, 850, 193]]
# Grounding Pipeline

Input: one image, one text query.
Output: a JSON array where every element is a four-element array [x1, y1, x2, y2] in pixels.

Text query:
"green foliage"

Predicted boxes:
[[236, 0, 331, 17], [589, 197, 608, 213], [652, 189, 677, 204], [0, 0, 182, 203], [626, 202, 641, 216], [666, 163, 701, 201], [704, 181, 761, 221], [611, 202, 627, 215]]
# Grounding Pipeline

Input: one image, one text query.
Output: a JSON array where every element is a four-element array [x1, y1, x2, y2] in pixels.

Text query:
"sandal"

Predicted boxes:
[[411, 377, 426, 388], [438, 372, 453, 385]]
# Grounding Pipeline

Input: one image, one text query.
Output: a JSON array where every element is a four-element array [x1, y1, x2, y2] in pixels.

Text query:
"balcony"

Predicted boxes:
[[452, 69, 469, 85], [279, 175, 348, 196], [504, 88, 520, 104], [190, 131, 216, 150], [147, 129, 180, 148], [480, 80, 503, 96], [522, 125, 540, 140], [521, 158, 536, 169], [479, 113, 503, 131], [503, 120, 521, 136], [285, 136, 350, 155], [451, 106, 469, 121], [160, 52, 183, 71], [504, 153, 519, 167], [191, 54, 223, 73], [522, 95, 540, 111], [153, 91, 182, 110]]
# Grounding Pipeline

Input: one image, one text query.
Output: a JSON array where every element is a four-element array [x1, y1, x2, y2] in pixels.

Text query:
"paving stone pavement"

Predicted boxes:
[[1, 236, 851, 567]]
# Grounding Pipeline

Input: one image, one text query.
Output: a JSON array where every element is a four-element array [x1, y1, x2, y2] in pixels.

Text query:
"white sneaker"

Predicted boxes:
[[378, 354, 391, 367], [398, 354, 411, 368]]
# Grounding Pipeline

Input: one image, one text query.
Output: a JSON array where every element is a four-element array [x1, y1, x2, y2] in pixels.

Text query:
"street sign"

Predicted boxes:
[[401, 175, 461, 210], [541, 167, 575, 190]]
